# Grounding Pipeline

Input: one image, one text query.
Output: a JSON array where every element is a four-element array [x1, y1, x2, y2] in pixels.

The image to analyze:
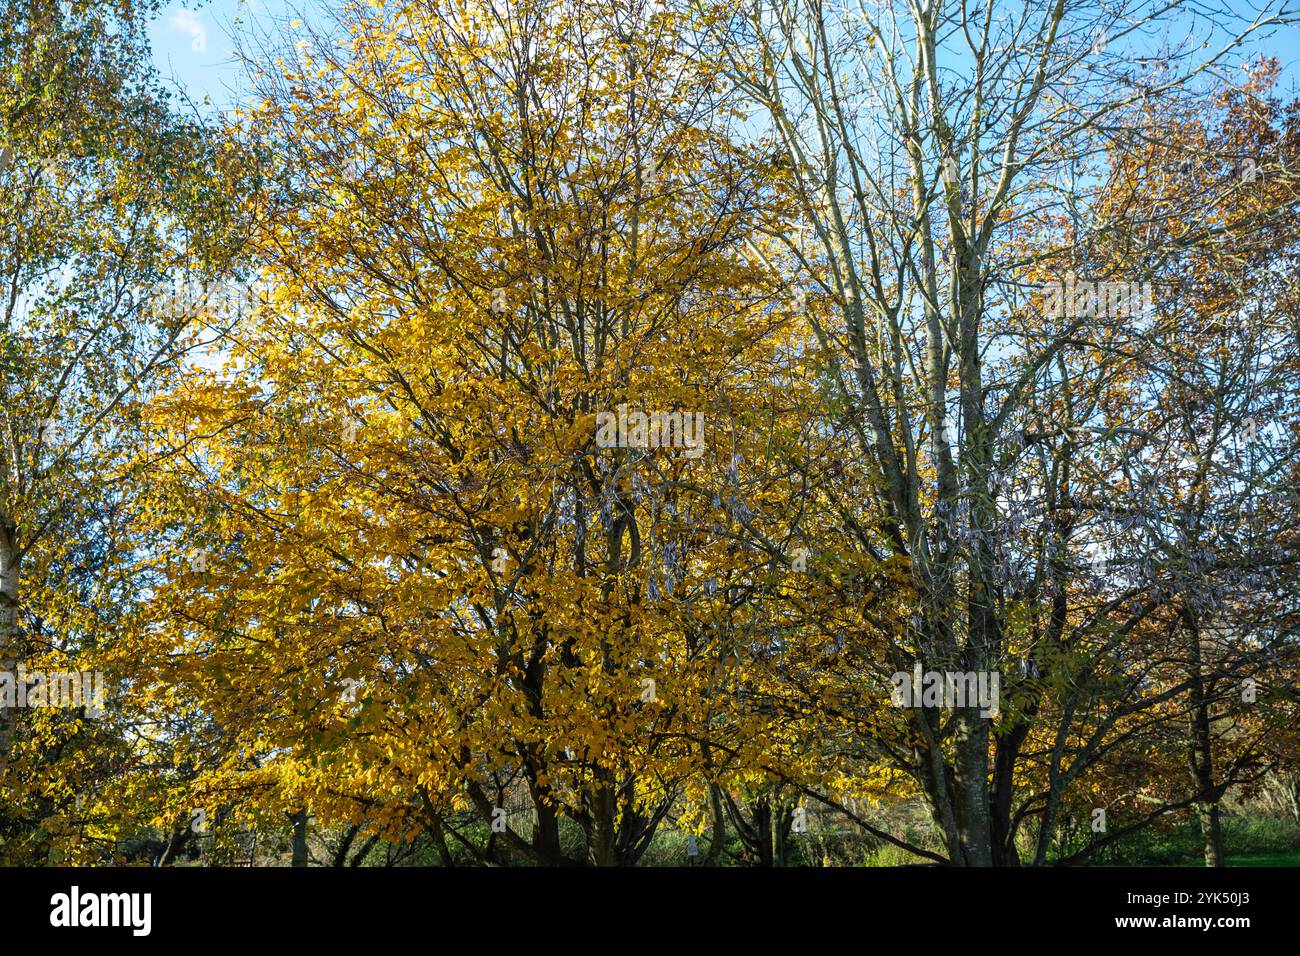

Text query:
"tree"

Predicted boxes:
[[130, 0, 820, 866], [0, 0, 251, 862], [703, 0, 1300, 864]]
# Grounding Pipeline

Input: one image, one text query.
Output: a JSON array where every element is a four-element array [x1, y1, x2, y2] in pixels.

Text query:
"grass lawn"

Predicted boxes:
[[1172, 851, 1300, 866], [1225, 851, 1300, 867]]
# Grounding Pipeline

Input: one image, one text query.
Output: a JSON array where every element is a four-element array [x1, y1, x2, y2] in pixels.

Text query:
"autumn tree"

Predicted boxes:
[[0, 0, 251, 862], [129, 0, 847, 866], [700, 0, 1300, 864]]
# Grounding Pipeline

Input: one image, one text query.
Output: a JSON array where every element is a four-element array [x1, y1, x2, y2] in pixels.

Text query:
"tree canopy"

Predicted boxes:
[[1, 0, 1298, 867]]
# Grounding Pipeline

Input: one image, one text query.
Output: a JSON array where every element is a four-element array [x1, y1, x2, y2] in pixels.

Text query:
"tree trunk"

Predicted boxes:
[[952, 711, 994, 866], [291, 810, 309, 867], [0, 519, 20, 763], [585, 776, 618, 867], [1183, 607, 1225, 867]]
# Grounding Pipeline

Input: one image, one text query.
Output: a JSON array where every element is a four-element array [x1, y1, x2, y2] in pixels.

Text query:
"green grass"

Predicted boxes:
[[1085, 817, 1300, 866], [1173, 851, 1300, 866], [1224, 851, 1300, 867]]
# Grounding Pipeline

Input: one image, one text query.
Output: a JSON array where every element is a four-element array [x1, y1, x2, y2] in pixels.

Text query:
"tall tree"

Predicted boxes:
[[0, 0, 250, 862], [705, 0, 1299, 864]]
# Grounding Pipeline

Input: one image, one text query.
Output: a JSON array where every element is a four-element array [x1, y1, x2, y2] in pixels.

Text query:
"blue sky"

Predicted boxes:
[[146, 0, 310, 113], [145, 1, 1300, 116]]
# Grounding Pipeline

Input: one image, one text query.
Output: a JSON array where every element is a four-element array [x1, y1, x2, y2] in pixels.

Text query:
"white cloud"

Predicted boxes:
[[171, 10, 207, 54]]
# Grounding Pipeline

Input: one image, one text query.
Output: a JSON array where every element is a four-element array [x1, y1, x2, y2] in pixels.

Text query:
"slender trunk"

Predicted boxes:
[[154, 825, 192, 867], [705, 784, 727, 864], [991, 723, 1030, 865], [1183, 607, 1225, 867], [0, 520, 20, 763], [332, 824, 359, 867], [291, 810, 309, 867], [428, 815, 456, 867], [753, 799, 773, 867], [0, 519, 18, 644], [1198, 800, 1225, 868], [348, 833, 381, 867], [531, 791, 564, 864], [914, 737, 963, 862], [773, 803, 793, 867]]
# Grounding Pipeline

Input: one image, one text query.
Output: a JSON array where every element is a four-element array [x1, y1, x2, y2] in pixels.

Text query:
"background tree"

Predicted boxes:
[[0, 0, 251, 862], [700, 0, 1300, 864]]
